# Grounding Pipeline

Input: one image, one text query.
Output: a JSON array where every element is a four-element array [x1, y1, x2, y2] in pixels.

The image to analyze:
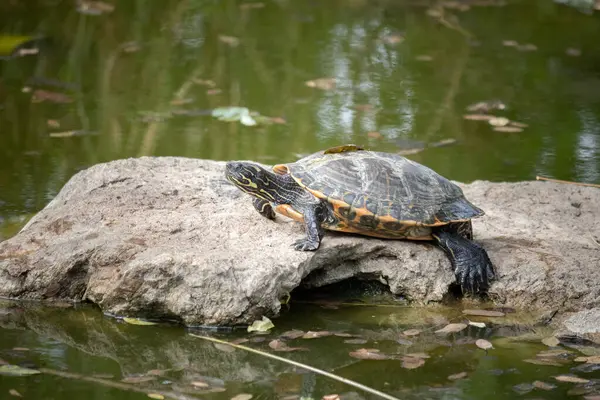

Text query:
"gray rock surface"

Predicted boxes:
[[0, 157, 598, 326]]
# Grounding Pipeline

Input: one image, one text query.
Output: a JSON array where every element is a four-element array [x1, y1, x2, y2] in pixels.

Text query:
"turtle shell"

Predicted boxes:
[[273, 147, 484, 239]]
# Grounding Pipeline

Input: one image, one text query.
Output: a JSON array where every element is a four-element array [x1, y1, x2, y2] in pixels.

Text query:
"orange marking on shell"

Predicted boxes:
[[275, 204, 304, 222], [273, 164, 289, 175]]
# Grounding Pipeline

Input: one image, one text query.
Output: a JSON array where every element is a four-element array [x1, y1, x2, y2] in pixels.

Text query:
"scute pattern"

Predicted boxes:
[[284, 149, 483, 238]]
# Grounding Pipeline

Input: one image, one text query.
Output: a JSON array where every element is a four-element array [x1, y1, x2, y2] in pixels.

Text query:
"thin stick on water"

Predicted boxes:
[[189, 334, 402, 400], [535, 176, 600, 189]]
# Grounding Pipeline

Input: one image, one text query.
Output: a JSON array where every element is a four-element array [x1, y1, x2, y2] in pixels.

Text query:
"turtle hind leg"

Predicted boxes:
[[432, 225, 495, 295], [253, 198, 276, 220]]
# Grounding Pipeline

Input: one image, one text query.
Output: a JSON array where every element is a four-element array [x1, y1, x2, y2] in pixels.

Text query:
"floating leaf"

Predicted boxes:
[[532, 380, 556, 390], [280, 330, 305, 339], [123, 318, 157, 326], [502, 40, 518, 47], [322, 395, 340, 400], [488, 117, 510, 127], [517, 43, 537, 52], [305, 78, 336, 90], [0, 365, 41, 376], [240, 2, 265, 9], [554, 375, 589, 383], [493, 126, 523, 133], [31, 89, 72, 103], [382, 34, 404, 45], [77, 1, 115, 15], [367, 131, 383, 139], [398, 148, 423, 156], [344, 339, 368, 345], [509, 121, 528, 128], [12, 348, 29, 352], [214, 343, 235, 353], [574, 355, 600, 364], [219, 35, 240, 46], [9, 389, 22, 397], [302, 331, 332, 339], [475, 339, 493, 350], [541, 337, 560, 347], [212, 107, 263, 126], [468, 321, 486, 328], [148, 394, 165, 400], [402, 329, 421, 337], [194, 79, 216, 87], [448, 372, 468, 380], [231, 338, 249, 345], [405, 352, 430, 359], [523, 358, 562, 367], [146, 369, 169, 376], [121, 376, 156, 384], [247, 316, 274, 332], [349, 348, 389, 360], [415, 55, 433, 61], [396, 338, 413, 346], [401, 356, 425, 369], [537, 349, 572, 358], [463, 114, 496, 121], [463, 309, 505, 317], [231, 394, 253, 400], [47, 120, 60, 128], [333, 332, 353, 337], [435, 323, 467, 334], [512, 383, 533, 395], [170, 98, 194, 106], [466, 100, 506, 113], [430, 138, 457, 147], [268, 339, 307, 352]]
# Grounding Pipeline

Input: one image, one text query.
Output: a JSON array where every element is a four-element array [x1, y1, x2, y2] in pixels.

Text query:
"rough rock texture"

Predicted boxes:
[[0, 157, 598, 326], [555, 308, 600, 345]]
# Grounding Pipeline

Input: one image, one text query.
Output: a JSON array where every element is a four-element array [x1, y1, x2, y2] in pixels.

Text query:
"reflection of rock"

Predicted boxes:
[[0, 157, 598, 326]]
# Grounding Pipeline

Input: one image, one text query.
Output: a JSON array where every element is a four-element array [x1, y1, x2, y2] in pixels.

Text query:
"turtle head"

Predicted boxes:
[[225, 161, 277, 201]]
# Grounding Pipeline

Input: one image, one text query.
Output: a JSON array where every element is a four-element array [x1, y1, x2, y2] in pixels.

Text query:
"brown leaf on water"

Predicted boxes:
[[537, 349, 572, 358], [405, 352, 430, 359], [382, 34, 404, 45], [344, 339, 368, 345], [532, 380, 556, 391], [401, 356, 425, 369], [466, 100, 506, 113], [170, 98, 194, 106], [9, 389, 22, 397], [214, 343, 236, 353], [76, 0, 115, 15], [322, 395, 340, 400], [305, 78, 336, 91], [509, 121, 528, 128], [398, 148, 423, 156], [47, 119, 60, 128], [448, 372, 468, 380], [435, 323, 467, 334], [146, 369, 169, 376], [541, 336, 560, 347], [523, 358, 562, 367], [566, 48, 582, 57], [463, 309, 505, 317], [302, 331, 332, 339], [553, 375, 590, 383], [269, 116, 287, 124], [268, 340, 308, 352], [207, 89, 222, 95], [191, 381, 209, 388], [426, 8, 443, 18], [349, 348, 389, 360], [430, 138, 457, 147], [231, 338, 249, 345], [468, 321, 486, 328], [12, 347, 29, 351], [31, 89, 72, 103], [367, 131, 382, 139], [333, 332, 353, 337], [240, 2, 265, 9], [402, 329, 421, 337], [121, 376, 156, 384], [493, 126, 523, 133], [121, 41, 141, 53], [575, 355, 600, 364], [219, 35, 240, 47], [502, 40, 518, 47], [463, 114, 496, 121], [280, 330, 305, 339], [488, 117, 510, 127], [475, 339, 493, 350], [231, 394, 253, 400]]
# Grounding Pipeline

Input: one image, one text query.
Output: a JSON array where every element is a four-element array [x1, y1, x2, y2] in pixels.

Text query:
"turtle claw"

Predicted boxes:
[[292, 239, 320, 251]]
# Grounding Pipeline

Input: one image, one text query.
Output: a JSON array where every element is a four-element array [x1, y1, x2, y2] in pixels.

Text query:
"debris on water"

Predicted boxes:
[[463, 114, 496, 121], [247, 316, 274, 332], [194, 79, 216, 87], [466, 100, 506, 113], [349, 348, 390, 360], [575, 355, 600, 364], [517, 43, 538, 52], [435, 323, 467, 334], [367, 131, 383, 139], [49, 130, 97, 138], [219, 35, 240, 46], [553, 374, 590, 383], [239, 2, 265, 10], [147, 394, 164, 400], [448, 372, 468, 380], [401, 356, 426, 369], [488, 117, 510, 127], [280, 330, 305, 339], [268, 339, 308, 352], [191, 381, 209, 388], [302, 330, 332, 339], [398, 148, 424, 156], [76, 0, 115, 15], [0, 364, 40, 376], [541, 336, 560, 347], [536, 349, 573, 358], [305, 78, 336, 90], [523, 358, 563, 367], [382, 34, 404, 45], [502, 40, 518, 47], [493, 126, 524, 133], [396, 338, 413, 346], [207, 89, 222, 95], [121, 41, 141, 53], [415, 55, 434, 61], [213, 343, 235, 353], [31, 89, 73, 103], [429, 138, 457, 147], [476, 339, 493, 350], [512, 383, 534, 394], [47, 120, 60, 128], [12, 348, 29, 352], [566, 47, 582, 57], [344, 339, 368, 344], [121, 375, 156, 384], [532, 380, 557, 390], [170, 98, 194, 106], [8, 389, 22, 397], [402, 329, 421, 337], [333, 332, 353, 338], [463, 309, 505, 317], [468, 321, 486, 328], [123, 317, 157, 326]]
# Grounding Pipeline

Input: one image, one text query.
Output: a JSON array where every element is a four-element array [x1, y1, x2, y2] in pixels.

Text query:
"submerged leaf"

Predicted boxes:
[[349, 348, 389, 360], [280, 330, 305, 339], [493, 126, 523, 133], [463, 114, 497, 121], [448, 372, 468, 380], [435, 323, 467, 334], [76, 1, 115, 15], [344, 339, 367, 345], [231, 394, 253, 400], [247, 316, 274, 332], [214, 343, 235, 353], [0, 365, 41, 376], [305, 78, 336, 90], [147, 394, 165, 400], [554, 375, 589, 383], [302, 331, 332, 339], [9, 389, 22, 397], [219, 35, 240, 46], [488, 117, 510, 127], [402, 329, 421, 337], [541, 336, 560, 347], [523, 358, 562, 367], [268, 339, 308, 352], [532, 380, 556, 390], [123, 318, 157, 326], [401, 356, 425, 369], [463, 309, 505, 317], [121, 376, 156, 384]]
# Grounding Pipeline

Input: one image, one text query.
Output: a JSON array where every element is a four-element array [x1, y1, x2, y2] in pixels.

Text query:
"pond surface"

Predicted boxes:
[[1, 1, 600, 399]]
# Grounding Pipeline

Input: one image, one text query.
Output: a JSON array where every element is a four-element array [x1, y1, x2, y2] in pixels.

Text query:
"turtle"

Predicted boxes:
[[225, 144, 495, 294]]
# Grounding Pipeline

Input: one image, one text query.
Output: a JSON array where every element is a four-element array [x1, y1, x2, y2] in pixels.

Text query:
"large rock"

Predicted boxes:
[[0, 157, 598, 326]]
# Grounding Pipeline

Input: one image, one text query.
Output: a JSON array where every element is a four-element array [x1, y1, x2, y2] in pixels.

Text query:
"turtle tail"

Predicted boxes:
[[432, 226, 495, 294]]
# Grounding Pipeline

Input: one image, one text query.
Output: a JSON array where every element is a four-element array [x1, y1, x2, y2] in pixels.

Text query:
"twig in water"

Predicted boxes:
[[535, 176, 600, 189], [189, 334, 402, 400]]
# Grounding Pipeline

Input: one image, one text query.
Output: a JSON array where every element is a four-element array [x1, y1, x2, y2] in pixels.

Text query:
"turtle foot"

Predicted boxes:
[[292, 239, 320, 251]]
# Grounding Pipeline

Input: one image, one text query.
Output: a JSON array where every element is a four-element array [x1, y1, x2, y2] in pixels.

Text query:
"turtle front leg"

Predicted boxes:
[[292, 203, 325, 251], [253, 198, 276, 220], [432, 226, 495, 295]]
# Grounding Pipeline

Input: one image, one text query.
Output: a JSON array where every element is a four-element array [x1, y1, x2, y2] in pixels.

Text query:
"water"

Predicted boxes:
[[1, 1, 600, 398]]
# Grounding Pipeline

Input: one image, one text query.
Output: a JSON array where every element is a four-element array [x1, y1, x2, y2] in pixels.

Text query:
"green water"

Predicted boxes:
[[1, 1, 600, 399]]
